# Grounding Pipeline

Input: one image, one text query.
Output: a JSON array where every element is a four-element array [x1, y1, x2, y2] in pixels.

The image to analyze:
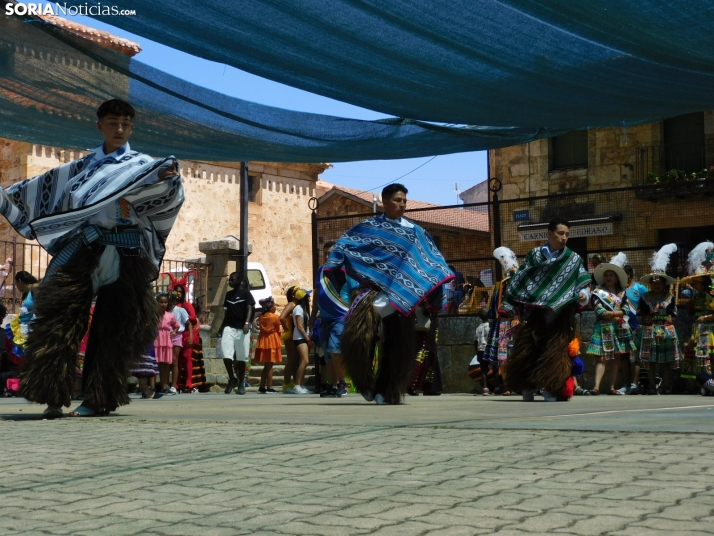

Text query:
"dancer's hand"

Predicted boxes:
[[158, 160, 179, 180]]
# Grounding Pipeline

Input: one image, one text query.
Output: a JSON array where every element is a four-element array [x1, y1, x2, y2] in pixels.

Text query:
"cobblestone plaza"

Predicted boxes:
[[2, 395, 713, 536]]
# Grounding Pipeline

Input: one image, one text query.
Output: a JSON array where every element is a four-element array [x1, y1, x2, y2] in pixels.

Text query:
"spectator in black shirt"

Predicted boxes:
[[219, 272, 255, 395]]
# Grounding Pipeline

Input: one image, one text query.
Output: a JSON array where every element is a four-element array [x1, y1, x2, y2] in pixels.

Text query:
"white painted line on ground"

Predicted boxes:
[[546, 404, 714, 419]]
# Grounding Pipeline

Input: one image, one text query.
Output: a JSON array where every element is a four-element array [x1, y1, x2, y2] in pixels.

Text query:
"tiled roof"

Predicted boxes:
[[321, 185, 489, 232], [40, 15, 142, 57]]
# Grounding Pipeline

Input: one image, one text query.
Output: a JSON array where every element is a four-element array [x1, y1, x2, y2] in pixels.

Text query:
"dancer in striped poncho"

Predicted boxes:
[[0, 99, 184, 417], [501, 218, 591, 401]]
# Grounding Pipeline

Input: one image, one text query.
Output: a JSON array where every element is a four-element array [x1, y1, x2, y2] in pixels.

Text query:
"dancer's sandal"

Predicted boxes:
[[69, 403, 108, 417], [42, 406, 63, 419], [608, 389, 623, 395], [586, 388, 599, 396]]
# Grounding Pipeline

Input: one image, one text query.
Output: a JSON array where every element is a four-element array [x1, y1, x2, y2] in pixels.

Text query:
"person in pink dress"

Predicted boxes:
[[154, 293, 180, 395]]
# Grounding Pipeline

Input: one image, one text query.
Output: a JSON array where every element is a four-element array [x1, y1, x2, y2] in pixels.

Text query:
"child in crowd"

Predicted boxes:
[[255, 296, 282, 393], [6, 272, 60, 417], [0, 303, 16, 394], [131, 345, 162, 399], [474, 308, 491, 395], [6, 271, 38, 367], [636, 244, 681, 394], [288, 289, 312, 395], [167, 292, 190, 392], [154, 293, 180, 395], [587, 253, 637, 395], [280, 286, 299, 392]]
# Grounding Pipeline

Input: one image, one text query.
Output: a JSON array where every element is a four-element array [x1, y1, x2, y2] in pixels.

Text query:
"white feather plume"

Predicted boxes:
[[650, 243, 678, 273], [493, 247, 519, 273], [687, 241, 714, 275], [608, 252, 627, 269]]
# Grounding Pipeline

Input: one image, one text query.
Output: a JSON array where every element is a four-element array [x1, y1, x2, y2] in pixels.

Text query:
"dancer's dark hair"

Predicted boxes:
[[547, 217, 570, 232], [97, 99, 135, 119], [382, 183, 408, 200]]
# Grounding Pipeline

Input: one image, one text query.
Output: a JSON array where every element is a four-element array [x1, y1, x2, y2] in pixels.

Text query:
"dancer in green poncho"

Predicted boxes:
[[501, 218, 591, 401]]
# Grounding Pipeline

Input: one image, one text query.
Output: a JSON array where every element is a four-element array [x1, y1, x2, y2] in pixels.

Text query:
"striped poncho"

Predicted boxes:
[[0, 143, 183, 281], [325, 214, 453, 315], [502, 246, 590, 315]]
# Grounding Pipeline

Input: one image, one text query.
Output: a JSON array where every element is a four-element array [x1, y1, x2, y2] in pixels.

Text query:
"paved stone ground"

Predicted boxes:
[[1, 394, 714, 535]]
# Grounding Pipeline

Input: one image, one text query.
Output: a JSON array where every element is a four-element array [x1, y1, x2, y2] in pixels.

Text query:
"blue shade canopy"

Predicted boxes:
[[84, 0, 714, 128], [0, 14, 559, 162]]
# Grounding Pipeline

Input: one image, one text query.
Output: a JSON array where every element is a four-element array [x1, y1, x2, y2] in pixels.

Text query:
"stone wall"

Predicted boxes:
[[437, 316, 479, 393], [0, 139, 28, 243], [166, 160, 327, 294], [490, 122, 664, 200]]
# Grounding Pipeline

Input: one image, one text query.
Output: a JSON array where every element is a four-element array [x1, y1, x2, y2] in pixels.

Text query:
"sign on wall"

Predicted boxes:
[[513, 209, 530, 222], [518, 222, 613, 242]]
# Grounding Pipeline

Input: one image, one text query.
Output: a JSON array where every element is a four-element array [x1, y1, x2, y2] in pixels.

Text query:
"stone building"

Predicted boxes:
[[458, 180, 489, 214], [316, 184, 491, 283], [488, 112, 714, 278]]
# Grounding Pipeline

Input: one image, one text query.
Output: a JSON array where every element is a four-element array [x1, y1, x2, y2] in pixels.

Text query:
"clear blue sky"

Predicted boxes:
[[70, 15, 488, 206]]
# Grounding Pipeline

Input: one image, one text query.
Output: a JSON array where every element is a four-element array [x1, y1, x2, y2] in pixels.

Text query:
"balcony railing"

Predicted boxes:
[[635, 139, 714, 199], [636, 139, 714, 184]]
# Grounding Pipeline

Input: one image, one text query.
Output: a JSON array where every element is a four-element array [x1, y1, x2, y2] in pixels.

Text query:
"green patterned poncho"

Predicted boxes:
[[502, 246, 590, 315]]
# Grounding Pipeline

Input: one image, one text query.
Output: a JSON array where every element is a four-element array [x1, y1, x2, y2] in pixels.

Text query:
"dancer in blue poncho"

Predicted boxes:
[[325, 184, 453, 405]]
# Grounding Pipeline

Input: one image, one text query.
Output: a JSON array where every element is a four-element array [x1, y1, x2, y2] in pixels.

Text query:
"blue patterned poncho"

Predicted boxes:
[[325, 215, 453, 315]]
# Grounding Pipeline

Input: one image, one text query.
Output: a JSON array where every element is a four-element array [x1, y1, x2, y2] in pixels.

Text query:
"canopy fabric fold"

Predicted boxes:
[[82, 0, 714, 128], [0, 13, 560, 162]]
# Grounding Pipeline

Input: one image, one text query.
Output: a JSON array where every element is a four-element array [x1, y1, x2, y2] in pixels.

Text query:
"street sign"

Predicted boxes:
[[519, 222, 613, 242], [513, 209, 530, 222]]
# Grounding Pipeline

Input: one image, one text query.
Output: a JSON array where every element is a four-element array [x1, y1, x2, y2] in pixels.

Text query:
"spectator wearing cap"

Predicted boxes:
[[286, 288, 313, 394], [254, 296, 282, 393]]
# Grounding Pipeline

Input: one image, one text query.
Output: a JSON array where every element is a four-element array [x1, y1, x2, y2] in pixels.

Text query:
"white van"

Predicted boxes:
[[247, 262, 272, 313]]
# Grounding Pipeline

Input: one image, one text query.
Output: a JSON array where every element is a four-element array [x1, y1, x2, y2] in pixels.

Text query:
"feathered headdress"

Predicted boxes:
[[640, 243, 677, 284], [594, 252, 628, 290], [493, 247, 519, 275], [688, 241, 714, 276], [162, 271, 196, 292]]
